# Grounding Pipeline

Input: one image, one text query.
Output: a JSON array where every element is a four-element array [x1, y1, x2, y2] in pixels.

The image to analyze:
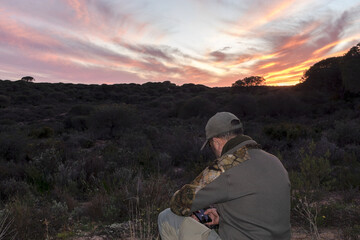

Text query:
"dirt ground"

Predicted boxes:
[[71, 227, 347, 240]]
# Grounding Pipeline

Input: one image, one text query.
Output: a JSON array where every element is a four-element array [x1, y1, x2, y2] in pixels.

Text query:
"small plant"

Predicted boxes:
[[128, 201, 159, 240], [0, 210, 16, 240], [293, 196, 321, 240], [290, 141, 334, 239]]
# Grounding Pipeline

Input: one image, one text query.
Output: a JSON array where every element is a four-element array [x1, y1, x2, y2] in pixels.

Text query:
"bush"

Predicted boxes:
[[263, 123, 309, 141], [333, 153, 360, 189], [227, 94, 257, 118], [25, 147, 63, 193], [68, 104, 94, 116], [64, 116, 90, 131], [0, 132, 28, 162], [177, 96, 215, 119], [29, 126, 54, 139], [290, 141, 333, 192], [4, 197, 69, 240], [257, 93, 307, 117], [0, 179, 30, 200], [0, 95, 10, 108], [89, 104, 138, 139], [327, 120, 360, 147]]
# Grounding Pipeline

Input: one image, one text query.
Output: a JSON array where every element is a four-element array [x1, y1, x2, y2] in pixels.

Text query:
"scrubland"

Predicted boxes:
[[0, 77, 359, 240]]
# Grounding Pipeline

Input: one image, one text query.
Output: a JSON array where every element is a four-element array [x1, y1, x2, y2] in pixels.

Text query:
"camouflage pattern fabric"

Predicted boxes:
[[170, 143, 260, 216]]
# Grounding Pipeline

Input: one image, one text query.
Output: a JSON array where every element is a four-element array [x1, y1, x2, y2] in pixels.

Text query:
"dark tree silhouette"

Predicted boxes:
[[232, 76, 265, 87], [300, 57, 342, 92], [341, 42, 360, 94], [21, 76, 35, 82]]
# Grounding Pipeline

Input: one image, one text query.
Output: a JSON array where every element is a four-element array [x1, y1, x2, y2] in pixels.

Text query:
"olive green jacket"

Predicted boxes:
[[170, 135, 291, 240]]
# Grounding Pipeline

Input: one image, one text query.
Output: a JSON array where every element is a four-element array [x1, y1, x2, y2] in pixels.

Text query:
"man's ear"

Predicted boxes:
[[212, 137, 220, 147]]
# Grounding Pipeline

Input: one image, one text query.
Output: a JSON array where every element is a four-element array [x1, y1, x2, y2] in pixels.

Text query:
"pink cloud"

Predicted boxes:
[[66, 0, 90, 24]]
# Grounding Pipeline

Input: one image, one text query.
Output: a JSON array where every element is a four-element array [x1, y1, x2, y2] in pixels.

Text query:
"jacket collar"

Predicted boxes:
[[221, 134, 257, 156]]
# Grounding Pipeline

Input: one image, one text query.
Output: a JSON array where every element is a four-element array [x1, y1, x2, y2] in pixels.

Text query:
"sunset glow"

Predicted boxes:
[[0, 0, 359, 87]]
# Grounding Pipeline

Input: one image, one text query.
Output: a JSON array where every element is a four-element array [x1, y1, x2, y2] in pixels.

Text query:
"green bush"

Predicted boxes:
[[25, 147, 63, 193], [333, 153, 360, 189], [290, 141, 333, 191], [29, 126, 54, 139], [263, 123, 309, 141]]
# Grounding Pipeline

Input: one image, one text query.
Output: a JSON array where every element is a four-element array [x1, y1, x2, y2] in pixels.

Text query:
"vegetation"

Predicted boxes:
[[232, 76, 265, 87], [20, 76, 35, 82], [0, 43, 359, 239]]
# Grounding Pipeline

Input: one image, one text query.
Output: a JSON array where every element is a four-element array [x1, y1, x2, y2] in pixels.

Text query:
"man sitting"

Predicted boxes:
[[158, 112, 291, 240]]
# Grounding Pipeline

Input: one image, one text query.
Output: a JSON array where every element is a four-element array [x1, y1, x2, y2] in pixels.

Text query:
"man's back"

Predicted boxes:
[[216, 144, 291, 239]]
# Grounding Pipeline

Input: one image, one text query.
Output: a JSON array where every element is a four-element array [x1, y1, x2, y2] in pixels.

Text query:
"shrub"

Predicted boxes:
[[290, 141, 333, 192], [78, 137, 94, 149], [89, 104, 138, 139], [333, 153, 360, 189], [68, 104, 94, 116], [177, 96, 215, 119], [327, 120, 360, 147], [0, 209, 16, 240], [0, 95, 10, 108], [263, 123, 309, 141], [0, 179, 30, 200], [29, 126, 54, 139], [25, 147, 63, 193], [4, 197, 70, 240], [64, 116, 90, 131], [257, 93, 306, 117], [0, 132, 27, 162], [227, 94, 257, 118]]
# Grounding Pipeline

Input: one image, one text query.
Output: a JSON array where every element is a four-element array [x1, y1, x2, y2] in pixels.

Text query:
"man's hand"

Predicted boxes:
[[204, 208, 219, 226], [191, 213, 200, 222]]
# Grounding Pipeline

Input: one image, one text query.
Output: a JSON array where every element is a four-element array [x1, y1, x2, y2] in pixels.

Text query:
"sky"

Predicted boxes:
[[0, 0, 359, 87]]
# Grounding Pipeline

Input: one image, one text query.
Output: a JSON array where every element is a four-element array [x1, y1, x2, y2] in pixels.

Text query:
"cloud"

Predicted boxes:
[[0, 0, 359, 87], [66, 0, 91, 24], [118, 42, 175, 62]]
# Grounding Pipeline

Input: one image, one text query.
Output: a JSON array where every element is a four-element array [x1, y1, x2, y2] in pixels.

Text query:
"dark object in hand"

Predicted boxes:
[[194, 209, 212, 223]]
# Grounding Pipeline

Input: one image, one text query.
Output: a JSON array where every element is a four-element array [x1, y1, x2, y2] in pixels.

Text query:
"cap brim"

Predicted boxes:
[[200, 139, 209, 151]]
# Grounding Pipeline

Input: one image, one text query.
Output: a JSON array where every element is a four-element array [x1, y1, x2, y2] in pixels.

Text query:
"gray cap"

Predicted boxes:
[[201, 112, 243, 150]]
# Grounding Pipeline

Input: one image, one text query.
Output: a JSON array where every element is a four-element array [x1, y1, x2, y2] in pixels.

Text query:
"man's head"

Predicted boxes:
[[201, 112, 243, 157]]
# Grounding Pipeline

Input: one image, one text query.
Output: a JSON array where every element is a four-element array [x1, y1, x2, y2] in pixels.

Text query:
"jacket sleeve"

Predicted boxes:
[[170, 164, 223, 216], [170, 146, 251, 216]]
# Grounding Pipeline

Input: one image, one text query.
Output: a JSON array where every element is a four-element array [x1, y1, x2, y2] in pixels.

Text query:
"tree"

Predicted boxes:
[[232, 76, 265, 87], [300, 57, 342, 92], [21, 76, 35, 82], [341, 42, 360, 94]]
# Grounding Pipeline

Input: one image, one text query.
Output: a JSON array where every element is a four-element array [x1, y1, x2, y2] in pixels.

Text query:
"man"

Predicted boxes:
[[158, 112, 291, 240]]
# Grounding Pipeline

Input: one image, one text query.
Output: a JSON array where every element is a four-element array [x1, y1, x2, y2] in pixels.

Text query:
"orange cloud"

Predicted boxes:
[[260, 62, 277, 69], [313, 35, 360, 56]]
